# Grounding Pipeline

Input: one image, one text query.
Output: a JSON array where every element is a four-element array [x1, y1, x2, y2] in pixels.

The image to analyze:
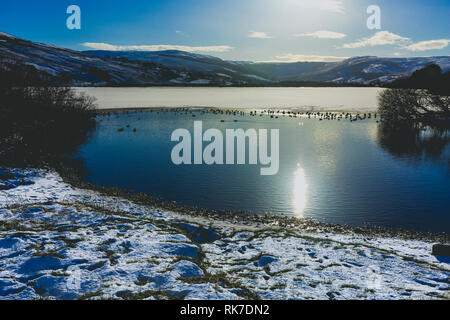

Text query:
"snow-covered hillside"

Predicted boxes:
[[0, 32, 266, 86], [81, 51, 450, 85], [1, 31, 449, 86], [246, 56, 450, 84]]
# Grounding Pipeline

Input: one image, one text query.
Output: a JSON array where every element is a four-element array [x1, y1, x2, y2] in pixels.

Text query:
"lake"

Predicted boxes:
[[75, 87, 383, 111], [72, 93, 450, 233]]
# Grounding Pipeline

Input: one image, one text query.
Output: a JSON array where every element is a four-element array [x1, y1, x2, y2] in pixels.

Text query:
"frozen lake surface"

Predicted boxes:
[[75, 87, 383, 111]]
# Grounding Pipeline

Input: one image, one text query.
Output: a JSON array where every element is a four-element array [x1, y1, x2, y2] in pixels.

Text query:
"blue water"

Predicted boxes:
[[76, 109, 450, 233]]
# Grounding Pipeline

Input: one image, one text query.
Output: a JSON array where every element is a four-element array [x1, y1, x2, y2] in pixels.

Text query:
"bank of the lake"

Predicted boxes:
[[0, 167, 449, 300]]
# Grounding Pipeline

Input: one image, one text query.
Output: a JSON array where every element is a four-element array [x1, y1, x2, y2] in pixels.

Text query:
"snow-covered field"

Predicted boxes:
[[0, 168, 449, 300]]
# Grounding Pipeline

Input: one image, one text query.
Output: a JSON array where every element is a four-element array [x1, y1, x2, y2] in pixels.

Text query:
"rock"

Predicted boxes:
[[87, 260, 107, 271], [172, 260, 204, 279], [256, 256, 278, 267], [0, 279, 27, 297], [32, 275, 79, 300], [163, 243, 200, 259], [0, 237, 21, 249], [116, 290, 133, 299], [238, 246, 247, 254], [432, 244, 450, 257], [18, 256, 63, 275], [0, 170, 15, 180], [176, 222, 220, 244]]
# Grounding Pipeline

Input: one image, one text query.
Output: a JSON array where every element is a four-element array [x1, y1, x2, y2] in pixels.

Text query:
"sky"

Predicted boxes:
[[0, 0, 449, 62]]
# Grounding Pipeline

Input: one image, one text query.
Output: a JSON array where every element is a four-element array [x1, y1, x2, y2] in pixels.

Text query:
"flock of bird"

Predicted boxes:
[[96, 108, 381, 133]]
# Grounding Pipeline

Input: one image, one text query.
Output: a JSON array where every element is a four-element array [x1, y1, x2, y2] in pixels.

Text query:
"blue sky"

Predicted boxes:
[[1, 0, 449, 62]]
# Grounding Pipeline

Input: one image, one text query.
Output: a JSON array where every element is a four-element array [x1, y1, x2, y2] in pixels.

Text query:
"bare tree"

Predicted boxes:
[[378, 89, 450, 121]]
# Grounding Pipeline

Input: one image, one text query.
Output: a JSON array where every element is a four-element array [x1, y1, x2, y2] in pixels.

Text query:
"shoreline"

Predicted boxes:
[[6, 164, 450, 243], [65, 109, 444, 241], [55, 165, 450, 243], [0, 166, 449, 300], [94, 106, 381, 115]]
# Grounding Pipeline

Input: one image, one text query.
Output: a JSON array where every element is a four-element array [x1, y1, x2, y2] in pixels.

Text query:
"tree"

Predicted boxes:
[[378, 89, 450, 121], [0, 66, 97, 166], [388, 64, 450, 96]]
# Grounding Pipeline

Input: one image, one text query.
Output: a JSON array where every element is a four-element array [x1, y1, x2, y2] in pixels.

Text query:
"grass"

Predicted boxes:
[[270, 283, 287, 290], [340, 284, 362, 290], [77, 290, 104, 300], [263, 267, 293, 277], [50, 271, 70, 277], [315, 263, 342, 271], [115, 289, 187, 300]]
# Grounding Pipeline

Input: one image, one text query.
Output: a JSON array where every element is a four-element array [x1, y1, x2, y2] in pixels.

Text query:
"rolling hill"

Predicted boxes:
[[1, 31, 449, 86]]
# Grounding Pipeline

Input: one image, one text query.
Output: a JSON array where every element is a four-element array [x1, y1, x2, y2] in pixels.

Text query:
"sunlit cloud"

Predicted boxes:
[[289, 0, 345, 14], [248, 31, 273, 39], [403, 39, 450, 51], [82, 42, 233, 53], [317, 0, 345, 13], [295, 30, 347, 39], [340, 31, 410, 49], [340, 31, 450, 52], [175, 30, 188, 36], [258, 54, 348, 63]]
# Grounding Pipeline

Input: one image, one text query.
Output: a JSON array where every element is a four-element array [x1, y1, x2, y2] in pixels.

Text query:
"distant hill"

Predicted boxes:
[[245, 56, 450, 84], [0, 32, 268, 86], [1, 31, 450, 87], [85, 50, 450, 85], [83, 50, 265, 78]]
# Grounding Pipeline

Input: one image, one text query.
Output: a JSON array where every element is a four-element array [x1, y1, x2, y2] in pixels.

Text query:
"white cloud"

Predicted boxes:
[[82, 42, 233, 53], [290, 0, 345, 14], [314, 0, 345, 14], [296, 0, 345, 14], [340, 31, 410, 49], [294, 30, 347, 39], [403, 39, 450, 51], [248, 31, 273, 39], [258, 54, 348, 63], [340, 31, 450, 52], [175, 30, 189, 37]]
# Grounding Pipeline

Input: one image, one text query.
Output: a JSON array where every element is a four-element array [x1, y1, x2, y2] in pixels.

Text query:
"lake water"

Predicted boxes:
[[75, 87, 383, 111], [74, 105, 450, 234]]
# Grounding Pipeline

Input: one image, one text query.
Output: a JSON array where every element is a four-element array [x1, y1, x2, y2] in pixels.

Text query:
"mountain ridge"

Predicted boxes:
[[1, 31, 449, 87]]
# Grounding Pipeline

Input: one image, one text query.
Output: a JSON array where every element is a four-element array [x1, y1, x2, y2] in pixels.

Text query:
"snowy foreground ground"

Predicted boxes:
[[0, 168, 449, 300]]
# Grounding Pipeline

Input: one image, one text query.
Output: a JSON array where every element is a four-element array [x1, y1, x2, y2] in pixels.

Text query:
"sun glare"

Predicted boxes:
[[293, 164, 308, 217]]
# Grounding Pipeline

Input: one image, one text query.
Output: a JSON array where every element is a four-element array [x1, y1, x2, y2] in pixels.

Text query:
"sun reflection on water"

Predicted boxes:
[[293, 164, 308, 218]]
